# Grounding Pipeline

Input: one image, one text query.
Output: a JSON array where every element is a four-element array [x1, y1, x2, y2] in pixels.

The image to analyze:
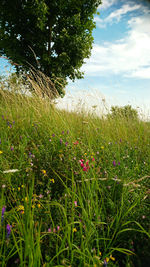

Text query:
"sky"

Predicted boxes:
[[0, 0, 150, 118]]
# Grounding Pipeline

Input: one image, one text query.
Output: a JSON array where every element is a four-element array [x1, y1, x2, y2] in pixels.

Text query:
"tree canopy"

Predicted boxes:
[[0, 0, 101, 96]]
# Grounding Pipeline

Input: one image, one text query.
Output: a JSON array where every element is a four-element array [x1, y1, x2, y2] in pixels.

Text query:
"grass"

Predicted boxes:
[[0, 85, 150, 267]]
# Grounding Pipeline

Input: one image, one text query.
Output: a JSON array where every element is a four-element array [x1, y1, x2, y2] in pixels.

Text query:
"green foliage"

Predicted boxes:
[[0, 0, 102, 96], [108, 105, 139, 120]]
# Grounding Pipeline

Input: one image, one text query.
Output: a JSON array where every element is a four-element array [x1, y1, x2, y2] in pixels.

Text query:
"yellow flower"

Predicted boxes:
[[99, 252, 102, 256], [84, 153, 87, 155], [73, 228, 77, 232], [17, 205, 24, 211], [25, 197, 28, 202], [37, 204, 41, 208], [110, 255, 115, 261], [101, 146, 104, 149], [18, 187, 21, 191], [32, 205, 35, 209], [42, 169, 46, 175], [21, 185, 24, 188], [50, 179, 55, 183], [0, 151, 3, 154], [106, 257, 109, 263]]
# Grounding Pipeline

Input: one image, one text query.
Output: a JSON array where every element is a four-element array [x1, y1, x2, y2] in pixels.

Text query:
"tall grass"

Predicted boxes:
[[0, 85, 150, 267]]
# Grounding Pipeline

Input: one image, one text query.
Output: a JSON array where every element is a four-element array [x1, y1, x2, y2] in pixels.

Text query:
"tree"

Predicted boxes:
[[0, 0, 101, 96], [108, 105, 139, 121]]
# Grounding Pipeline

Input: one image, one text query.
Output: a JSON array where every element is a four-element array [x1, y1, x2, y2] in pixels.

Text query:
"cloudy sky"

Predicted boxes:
[[0, 0, 150, 117], [58, 0, 150, 118]]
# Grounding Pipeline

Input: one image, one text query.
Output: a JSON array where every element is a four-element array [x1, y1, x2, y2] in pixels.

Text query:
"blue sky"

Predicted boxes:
[[0, 0, 150, 118]]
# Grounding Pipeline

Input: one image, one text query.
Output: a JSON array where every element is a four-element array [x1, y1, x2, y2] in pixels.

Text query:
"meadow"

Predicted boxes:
[[0, 81, 150, 266]]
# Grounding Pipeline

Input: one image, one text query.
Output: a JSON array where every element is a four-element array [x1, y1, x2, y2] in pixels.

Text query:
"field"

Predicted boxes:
[[0, 85, 150, 267]]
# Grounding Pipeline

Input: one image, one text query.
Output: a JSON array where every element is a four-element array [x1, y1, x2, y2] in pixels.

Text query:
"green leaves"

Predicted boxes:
[[0, 0, 102, 96]]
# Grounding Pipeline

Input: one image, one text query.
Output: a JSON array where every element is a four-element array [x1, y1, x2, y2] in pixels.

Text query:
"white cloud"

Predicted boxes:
[[105, 3, 142, 23], [82, 15, 150, 79], [96, 2, 145, 28], [98, 0, 118, 10]]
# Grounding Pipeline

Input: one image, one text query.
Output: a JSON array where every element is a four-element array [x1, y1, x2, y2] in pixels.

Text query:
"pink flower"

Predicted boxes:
[[80, 163, 84, 167], [53, 228, 56, 233], [48, 228, 51, 232], [74, 201, 77, 207], [57, 226, 60, 231], [73, 141, 79, 145], [92, 157, 95, 161], [83, 166, 88, 171]]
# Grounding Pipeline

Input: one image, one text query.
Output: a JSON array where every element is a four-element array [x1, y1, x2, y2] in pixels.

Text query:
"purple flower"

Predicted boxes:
[[65, 142, 68, 146], [52, 134, 55, 137], [113, 160, 116, 166], [60, 138, 63, 144], [6, 224, 12, 238], [61, 131, 64, 135], [1, 206, 6, 223], [118, 161, 120, 165], [103, 259, 108, 267], [10, 146, 14, 151], [2, 206, 6, 216]]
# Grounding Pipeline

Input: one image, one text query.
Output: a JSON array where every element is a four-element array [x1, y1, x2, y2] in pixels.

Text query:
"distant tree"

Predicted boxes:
[[0, 0, 101, 97], [108, 105, 139, 120]]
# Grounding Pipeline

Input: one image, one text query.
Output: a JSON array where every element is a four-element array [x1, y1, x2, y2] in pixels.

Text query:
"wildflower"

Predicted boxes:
[[6, 224, 12, 239], [118, 161, 120, 165], [24, 197, 28, 202], [0, 150, 3, 154], [49, 138, 52, 142], [101, 146, 104, 149], [83, 166, 88, 171], [39, 194, 43, 198], [65, 142, 68, 146], [10, 146, 14, 151], [48, 228, 51, 232], [60, 138, 63, 144], [110, 255, 115, 261], [1, 206, 6, 223], [2, 184, 6, 188], [73, 141, 79, 145], [113, 160, 116, 166], [92, 157, 95, 161], [53, 228, 56, 233], [41, 169, 46, 175], [80, 162, 84, 167], [50, 179, 55, 183], [99, 252, 102, 256], [18, 187, 20, 191], [37, 204, 41, 208], [73, 228, 77, 232], [52, 134, 55, 137], [103, 259, 108, 267], [17, 205, 24, 214], [74, 201, 77, 207], [57, 226, 60, 231]]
